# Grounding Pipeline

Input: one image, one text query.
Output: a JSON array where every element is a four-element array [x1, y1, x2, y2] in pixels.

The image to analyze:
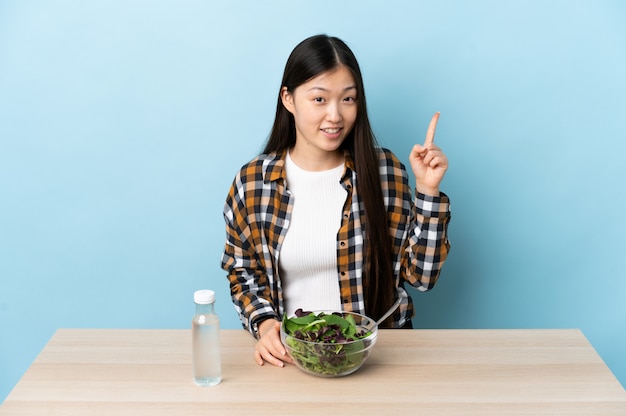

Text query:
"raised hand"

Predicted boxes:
[[409, 112, 449, 196]]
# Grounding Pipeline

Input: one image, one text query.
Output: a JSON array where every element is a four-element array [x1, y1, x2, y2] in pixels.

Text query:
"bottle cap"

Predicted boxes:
[[194, 289, 215, 304]]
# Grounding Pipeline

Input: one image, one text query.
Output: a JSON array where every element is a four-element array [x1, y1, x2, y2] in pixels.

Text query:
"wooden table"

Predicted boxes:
[[1, 329, 625, 415]]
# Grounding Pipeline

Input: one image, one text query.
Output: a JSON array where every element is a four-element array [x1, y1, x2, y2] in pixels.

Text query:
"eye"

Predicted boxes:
[[343, 96, 357, 103], [314, 97, 325, 103]]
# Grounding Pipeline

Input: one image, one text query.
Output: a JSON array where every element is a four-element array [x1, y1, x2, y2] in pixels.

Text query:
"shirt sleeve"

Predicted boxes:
[[379, 148, 451, 292], [403, 190, 451, 291], [220, 170, 279, 337]]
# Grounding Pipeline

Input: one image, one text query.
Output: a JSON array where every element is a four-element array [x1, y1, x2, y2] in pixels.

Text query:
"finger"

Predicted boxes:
[[421, 148, 444, 165], [410, 144, 426, 159], [269, 321, 287, 357], [271, 323, 294, 363], [254, 350, 264, 366], [256, 345, 285, 367], [264, 351, 285, 367], [277, 344, 293, 364], [272, 337, 287, 358], [424, 112, 440, 146], [427, 155, 448, 169]]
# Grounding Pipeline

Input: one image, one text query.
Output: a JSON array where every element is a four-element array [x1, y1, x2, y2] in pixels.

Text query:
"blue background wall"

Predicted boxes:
[[1, 0, 625, 402]]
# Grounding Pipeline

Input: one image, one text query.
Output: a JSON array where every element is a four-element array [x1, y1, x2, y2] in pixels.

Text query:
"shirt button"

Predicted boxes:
[[340, 241, 346, 247]]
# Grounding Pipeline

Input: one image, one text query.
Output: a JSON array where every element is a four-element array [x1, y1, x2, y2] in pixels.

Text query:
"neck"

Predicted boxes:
[[289, 146, 344, 172]]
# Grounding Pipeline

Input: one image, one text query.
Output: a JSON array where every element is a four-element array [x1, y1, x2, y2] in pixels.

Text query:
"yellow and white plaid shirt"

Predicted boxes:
[[221, 148, 451, 336]]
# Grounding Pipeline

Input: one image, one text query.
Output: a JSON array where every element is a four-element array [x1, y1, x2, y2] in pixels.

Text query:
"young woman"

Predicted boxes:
[[221, 34, 451, 367]]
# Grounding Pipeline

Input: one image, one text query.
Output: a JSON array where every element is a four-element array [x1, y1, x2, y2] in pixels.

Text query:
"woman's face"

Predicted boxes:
[[281, 65, 357, 165]]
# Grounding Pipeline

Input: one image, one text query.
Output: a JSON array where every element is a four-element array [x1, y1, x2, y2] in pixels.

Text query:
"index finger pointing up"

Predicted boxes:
[[424, 112, 440, 146]]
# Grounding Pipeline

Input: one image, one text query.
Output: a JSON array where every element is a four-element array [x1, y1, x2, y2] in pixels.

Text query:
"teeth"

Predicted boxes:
[[323, 128, 340, 133]]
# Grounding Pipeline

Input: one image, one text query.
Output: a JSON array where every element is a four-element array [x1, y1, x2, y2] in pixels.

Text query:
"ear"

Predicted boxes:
[[280, 87, 295, 114]]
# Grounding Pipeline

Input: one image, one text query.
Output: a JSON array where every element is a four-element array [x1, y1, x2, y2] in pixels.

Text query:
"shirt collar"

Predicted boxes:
[[265, 150, 287, 183], [264, 148, 355, 184], [342, 150, 355, 179]]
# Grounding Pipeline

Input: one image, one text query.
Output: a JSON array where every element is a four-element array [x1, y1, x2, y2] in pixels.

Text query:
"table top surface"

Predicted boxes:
[[1, 328, 625, 415]]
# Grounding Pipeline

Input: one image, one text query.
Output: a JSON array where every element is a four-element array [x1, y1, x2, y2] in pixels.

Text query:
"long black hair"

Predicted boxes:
[[264, 34, 396, 326]]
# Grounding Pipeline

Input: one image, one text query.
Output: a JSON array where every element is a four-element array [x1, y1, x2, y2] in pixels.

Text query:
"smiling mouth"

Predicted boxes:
[[321, 128, 341, 134]]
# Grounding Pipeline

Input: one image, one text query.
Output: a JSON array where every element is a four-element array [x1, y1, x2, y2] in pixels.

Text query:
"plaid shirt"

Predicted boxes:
[[221, 148, 451, 336]]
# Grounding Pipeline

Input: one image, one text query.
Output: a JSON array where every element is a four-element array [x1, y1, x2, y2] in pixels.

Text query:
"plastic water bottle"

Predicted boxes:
[[192, 289, 221, 386]]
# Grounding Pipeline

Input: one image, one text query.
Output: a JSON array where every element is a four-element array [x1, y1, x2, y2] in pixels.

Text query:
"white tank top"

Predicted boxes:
[[280, 151, 347, 317]]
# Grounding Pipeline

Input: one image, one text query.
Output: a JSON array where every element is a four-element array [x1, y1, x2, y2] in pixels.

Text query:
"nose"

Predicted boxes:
[[326, 102, 342, 123]]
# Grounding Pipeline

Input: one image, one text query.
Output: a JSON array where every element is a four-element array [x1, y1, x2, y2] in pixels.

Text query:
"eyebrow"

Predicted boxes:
[[307, 85, 357, 92]]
